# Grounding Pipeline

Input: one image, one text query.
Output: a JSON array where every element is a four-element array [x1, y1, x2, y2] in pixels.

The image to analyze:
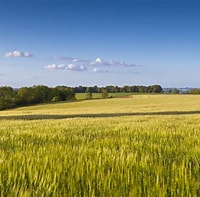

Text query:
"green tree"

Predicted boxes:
[[151, 85, 163, 93], [167, 89, 172, 94], [101, 89, 108, 98], [0, 86, 16, 110], [32, 85, 51, 103], [54, 86, 76, 101], [85, 88, 92, 99], [189, 89, 200, 94], [172, 88, 179, 94], [16, 87, 34, 105]]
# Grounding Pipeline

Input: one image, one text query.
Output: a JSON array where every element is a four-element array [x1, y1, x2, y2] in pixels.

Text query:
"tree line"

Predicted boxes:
[[166, 88, 200, 94], [72, 85, 163, 94], [0, 84, 164, 110], [189, 89, 200, 94], [0, 85, 75, 110]]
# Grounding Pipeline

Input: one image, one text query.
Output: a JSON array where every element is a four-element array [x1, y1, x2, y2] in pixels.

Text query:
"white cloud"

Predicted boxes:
[[45, 64, 87, 72], [46, 56, 141, 73], [95, 57, 103, 64], [91, 57, 104, 65], [46, 64, 66, 70], [46, 64, 56, 69], [53, 56, 138, 68], [5, 50, 32, 58], [53, 57, 89, 63], [67, 64, 87, 71], [90, 57, 137, 67]]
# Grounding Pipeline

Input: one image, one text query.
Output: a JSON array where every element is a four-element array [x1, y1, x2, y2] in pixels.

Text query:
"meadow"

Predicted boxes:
[[1, 94, 200, 196], [75, 92, 134, 100]]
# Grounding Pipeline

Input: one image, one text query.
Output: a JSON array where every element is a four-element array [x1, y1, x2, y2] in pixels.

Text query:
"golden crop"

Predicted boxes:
[[1, 95, 200, 196]]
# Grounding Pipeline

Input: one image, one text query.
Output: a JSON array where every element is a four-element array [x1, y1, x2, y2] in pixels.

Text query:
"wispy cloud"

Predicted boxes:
[[54, 56, 90, 63], [46, 57, 141, 73], [53, 57, 77, 61], [66, 64, 87, 71], [46, 64, 87, 72], [46, 64, 66, 70], [91, 57, 137, 67], [5, 50, 33, 58]]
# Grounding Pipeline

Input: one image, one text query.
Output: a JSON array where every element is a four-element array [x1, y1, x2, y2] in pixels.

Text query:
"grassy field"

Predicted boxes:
[[1, 95, 200, 196], [75, 92, 134, 100]]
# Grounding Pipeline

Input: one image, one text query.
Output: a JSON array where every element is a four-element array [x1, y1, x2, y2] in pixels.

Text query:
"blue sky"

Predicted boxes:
[[0, 0, 200, 88]]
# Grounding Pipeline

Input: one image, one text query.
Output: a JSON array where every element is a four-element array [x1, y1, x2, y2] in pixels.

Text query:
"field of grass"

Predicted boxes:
[[1, 95, 200, 196], [75, 92, 133, 100]]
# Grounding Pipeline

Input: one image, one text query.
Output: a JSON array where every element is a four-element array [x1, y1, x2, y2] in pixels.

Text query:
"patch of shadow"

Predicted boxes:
[[0, 111, 200, 120]]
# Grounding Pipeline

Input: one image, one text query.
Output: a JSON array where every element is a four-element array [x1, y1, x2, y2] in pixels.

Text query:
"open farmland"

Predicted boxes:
[[1, 95, 200, 196]]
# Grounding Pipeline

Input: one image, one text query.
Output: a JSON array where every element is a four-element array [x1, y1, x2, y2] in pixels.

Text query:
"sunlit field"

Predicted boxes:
[[1, 95, 200, 196], [75, 92, 134, 100]]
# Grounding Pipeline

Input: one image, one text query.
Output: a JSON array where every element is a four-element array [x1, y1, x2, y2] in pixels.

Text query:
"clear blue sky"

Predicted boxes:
[[0, 0, 200, 88]]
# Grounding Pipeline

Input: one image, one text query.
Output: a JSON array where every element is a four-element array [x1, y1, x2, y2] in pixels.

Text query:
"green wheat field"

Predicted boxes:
[[1, 94, 200, 196]]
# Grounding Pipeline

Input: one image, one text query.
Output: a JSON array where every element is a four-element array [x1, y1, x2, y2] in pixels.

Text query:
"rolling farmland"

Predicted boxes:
[[1, 95, 200, 196]]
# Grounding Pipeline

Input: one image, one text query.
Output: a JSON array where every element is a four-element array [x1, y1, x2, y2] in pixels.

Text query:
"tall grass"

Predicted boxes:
[[1, 95, 200, 196]]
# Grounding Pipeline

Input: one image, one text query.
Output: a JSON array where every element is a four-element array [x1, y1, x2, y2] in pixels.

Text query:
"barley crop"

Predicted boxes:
[[1, 95, 200, 196]]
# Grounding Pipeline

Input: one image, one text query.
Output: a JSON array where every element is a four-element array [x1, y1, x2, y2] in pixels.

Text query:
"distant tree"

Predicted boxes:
[[189, 89, 200, 94], [138, 86, 146, 93], [85, 88, 92, 99], [92, 85, 101, 93], [0, 85, 76, 110], [105, 86, 119, 93], [72, 85, 164, 94], [16, 87, 34, 105], [32, 85, 51, 103], [0, 86, 16, 110], [55, 86, 76, 101], [132, 86, 138, 93], [123, 86, 129, 93], [72, 86, 86, 93], [167, 89, 172, 94], [151, 85, 163, 93], [172, 88, 179, 94], [101, 89, 108, 99]]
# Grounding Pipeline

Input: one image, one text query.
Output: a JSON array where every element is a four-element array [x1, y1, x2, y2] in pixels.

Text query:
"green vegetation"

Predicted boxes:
[[166, 88, 180, 94], [73, 84, 163, 94], [75, 93, 101, 100], [0, 85, 75, 110], [0, 84, 164, 110], [189, 88, 200, 94], [1, 95, 200, 196], [75, 92, 134, 100], [85, 87, 93, 100], [101, 88, 108, 99]]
